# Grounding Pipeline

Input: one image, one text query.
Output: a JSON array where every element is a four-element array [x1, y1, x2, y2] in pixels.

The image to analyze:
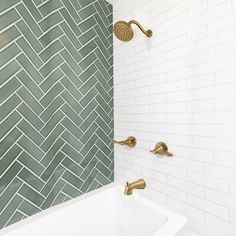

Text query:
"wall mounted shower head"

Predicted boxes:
[[113, 20, 153, 42]]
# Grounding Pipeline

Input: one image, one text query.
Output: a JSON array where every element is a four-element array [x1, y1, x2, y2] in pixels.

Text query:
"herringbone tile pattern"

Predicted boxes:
[[0, 0, 113, 229]]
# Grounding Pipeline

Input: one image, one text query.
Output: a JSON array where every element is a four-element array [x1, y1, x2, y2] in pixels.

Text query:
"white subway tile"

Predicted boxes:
[[114, 0, 236, 234], [151, 180, 187, 201], [188, 195, 229, 220], [206, 189, 236, 209], [167, 176, 205, 197], [168, 198, 205, 222], [230, 183, 236, 196], [230, 210, 236, 224], [188, 171, 229, 193], [215, 151, 236, 168], [206, 214, 236, 236]]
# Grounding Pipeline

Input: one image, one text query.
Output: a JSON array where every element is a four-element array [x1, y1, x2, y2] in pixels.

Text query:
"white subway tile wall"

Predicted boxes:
[[113, 0, 236, 235]]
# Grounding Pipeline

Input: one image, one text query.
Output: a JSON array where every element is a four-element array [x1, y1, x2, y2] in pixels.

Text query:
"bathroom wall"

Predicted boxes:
[[113, 0, 236, 235], [0, 0, 113, 229]]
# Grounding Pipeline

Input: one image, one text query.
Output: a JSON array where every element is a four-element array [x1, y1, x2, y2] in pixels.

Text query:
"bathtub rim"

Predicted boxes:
[[0, 182, 187, 236]]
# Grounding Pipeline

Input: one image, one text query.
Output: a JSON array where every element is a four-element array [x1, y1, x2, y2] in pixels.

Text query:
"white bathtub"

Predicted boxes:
[[0, 184, 186, 236]]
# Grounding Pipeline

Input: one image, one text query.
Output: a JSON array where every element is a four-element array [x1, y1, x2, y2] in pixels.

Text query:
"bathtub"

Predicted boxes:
[[0, 184, 186, 236]]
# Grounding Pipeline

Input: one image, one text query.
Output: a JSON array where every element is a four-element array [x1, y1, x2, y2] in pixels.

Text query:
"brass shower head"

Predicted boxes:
[[113, 20, 153, 42]]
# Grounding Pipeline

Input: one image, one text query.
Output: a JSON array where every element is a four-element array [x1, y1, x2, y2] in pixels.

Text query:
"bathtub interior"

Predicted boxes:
[[1, 185, 168, 236]]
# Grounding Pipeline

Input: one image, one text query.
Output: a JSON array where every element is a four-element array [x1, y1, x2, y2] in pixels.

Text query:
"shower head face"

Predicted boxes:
[[113, 21, 134, 42]]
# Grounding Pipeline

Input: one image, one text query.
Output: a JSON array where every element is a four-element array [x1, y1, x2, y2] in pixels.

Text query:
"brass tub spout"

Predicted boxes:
[[124, 179, 146, 195]]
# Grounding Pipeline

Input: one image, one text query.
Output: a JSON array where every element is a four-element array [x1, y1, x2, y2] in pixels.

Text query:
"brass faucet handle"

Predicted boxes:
[[150, 142, 173, 157], [112, 136, 137, 147]]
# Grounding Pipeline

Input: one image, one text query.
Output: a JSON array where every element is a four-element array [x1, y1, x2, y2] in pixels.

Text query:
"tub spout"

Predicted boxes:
[[124, 179, 146, 195]]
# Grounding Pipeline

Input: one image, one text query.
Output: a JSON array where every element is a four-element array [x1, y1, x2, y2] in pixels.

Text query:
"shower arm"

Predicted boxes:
[[128, 20, 153, 38]]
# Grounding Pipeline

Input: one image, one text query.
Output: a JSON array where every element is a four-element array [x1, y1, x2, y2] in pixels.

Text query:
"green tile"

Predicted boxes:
[[17, 54, 44, 84], [41, 179, 65, 209], [18, 200, 41, 216], [61, 117, 83, 140], [17, 119, 44, 146], [0, 111, 21, 140], [17, 70, 44, 100], [40, 68, 64, 92], [80, 157, 98, 180], [78, 16, 96, 32], [80, 146, 98, 169], [38, 0, 63, 17], [0, 0, 20, 13], [62, 184, 82, 198], [80, 99, 97, 119], [17, 86, 44, 115], [16, 3, 43, 37], [59, 22, 81, 50], [60, 76, 82, 101], [16, 20, 43, 53], [17, 103, 44, 130], [40, 110, 64, 137], [40, 165, 65, 196], [79, 40, 97, 57], [0, 8, 20, 32], [60, 90, 83, 114], [60, 35, 82, 62], [39, 40, 63, 62], [79, 88, 97, 107], [79, 75, 96, 95], [22, 0, 42, 21], [18, 168, 44, 192], [39, 54, 64, 78], [62, 171, 83, 189], [39, 12, 63, 32], [39, 26, 63, 47], [61, 158, 83, 176], [0, 128, 21, 157], [79, 64, 97, 82], [0, 0, 114, 229], [0, 94, 21, 122], [16, 37, 43, 69], [61, 103, 83, 127], [0, 195, 23, 228], [78, 28, 96, 45], [17, 135, 44, 161], [78, 4, 96, 20], [0, 162, 22, 194], [61, 130, 83, 154], [40, 138, 64, 167], [40, 96, 64, 122], [0, 43, 20, 68], [96, 172, 111, 185], [60, 64, 80, 86], [41, 152, 65, 181], [61, 144, 84, 164], [79, 0, 96, 7], [0, 26, 20, 50], [79, 52, 97, 70], [60, 49, 82, 75], [61, 0, 80, 24], [40, 82, 64, 108], [80, 123, 97, 144], [41, 124, 65, 152], [0, 145, 22, 177], [6, 212, 24, 228], [0, 61, 21, 87], [59, 8, 80, 36], [80, 169, 98, 192], [19, 184, 44, 207], [51, 193, 66, 206]]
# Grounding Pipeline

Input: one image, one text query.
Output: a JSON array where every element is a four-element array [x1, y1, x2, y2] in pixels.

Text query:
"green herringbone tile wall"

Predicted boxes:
[[0, 0, 113, 229]]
